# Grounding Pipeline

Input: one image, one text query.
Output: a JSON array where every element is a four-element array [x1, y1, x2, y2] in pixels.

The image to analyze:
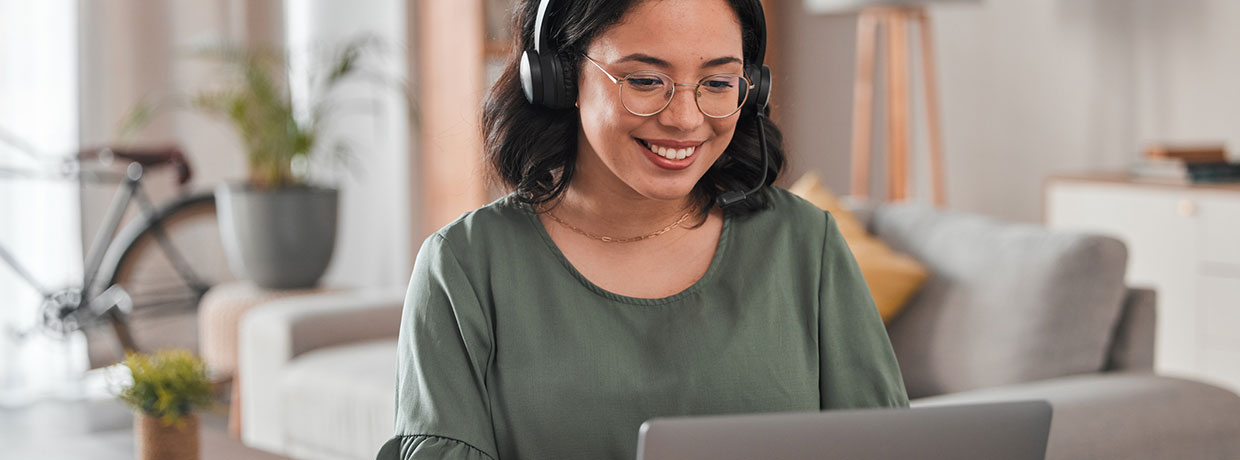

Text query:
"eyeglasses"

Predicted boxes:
[[583, 55, 752, 119]]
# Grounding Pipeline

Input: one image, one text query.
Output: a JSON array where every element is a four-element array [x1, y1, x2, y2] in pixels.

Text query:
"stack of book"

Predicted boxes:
[[1130, 145, 1240, 184]]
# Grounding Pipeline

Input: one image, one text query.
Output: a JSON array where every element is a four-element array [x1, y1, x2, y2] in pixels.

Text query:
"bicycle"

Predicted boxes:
[[1, 131, 234, 368]]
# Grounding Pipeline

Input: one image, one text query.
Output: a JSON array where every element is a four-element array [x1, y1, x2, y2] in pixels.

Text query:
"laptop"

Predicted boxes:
[[636, 400, 1052, 460]]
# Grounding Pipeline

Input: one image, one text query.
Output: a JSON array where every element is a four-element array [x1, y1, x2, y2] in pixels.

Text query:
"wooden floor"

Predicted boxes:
[[0, 396, 289, 460]]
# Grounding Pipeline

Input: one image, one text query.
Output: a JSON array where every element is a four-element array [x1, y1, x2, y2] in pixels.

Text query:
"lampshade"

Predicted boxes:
[[805, 0, 980, 14]]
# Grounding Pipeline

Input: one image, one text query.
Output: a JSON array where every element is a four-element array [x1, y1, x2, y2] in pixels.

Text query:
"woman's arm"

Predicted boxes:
[[817, 212, 911, 410], [377, 235, 498, 460]]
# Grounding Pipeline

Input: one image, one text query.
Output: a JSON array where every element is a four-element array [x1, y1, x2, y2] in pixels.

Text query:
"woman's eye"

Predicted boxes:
[[702, 78, 737, 93], [626, 76, 664, 90]]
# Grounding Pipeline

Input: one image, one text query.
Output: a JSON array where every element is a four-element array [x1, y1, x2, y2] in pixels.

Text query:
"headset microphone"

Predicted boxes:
[[715, 0, 772, 208], [715, 112, 770, 208]]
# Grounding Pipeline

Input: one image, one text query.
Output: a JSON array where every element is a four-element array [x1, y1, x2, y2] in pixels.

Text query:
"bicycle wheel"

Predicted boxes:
[[84, 191, 236, 368]]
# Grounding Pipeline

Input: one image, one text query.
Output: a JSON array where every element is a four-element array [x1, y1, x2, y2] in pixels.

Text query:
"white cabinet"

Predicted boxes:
[[1046, 175, 1240, 394]]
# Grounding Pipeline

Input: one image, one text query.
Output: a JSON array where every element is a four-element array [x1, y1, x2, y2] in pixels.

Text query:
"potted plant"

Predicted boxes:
[[125, 36, 405, 289], [117, 350, 214, 460]]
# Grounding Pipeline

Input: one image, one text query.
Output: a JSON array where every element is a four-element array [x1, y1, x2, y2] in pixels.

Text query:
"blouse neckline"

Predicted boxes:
[[515, 197, 733, 306]]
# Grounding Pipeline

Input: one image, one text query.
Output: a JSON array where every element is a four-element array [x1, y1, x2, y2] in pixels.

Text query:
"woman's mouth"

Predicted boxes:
[[635, 138, 700, 171], [637, 138, 697, 161]]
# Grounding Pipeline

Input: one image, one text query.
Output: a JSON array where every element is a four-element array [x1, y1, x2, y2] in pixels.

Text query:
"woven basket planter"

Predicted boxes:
[[135, 413, 199, 460]]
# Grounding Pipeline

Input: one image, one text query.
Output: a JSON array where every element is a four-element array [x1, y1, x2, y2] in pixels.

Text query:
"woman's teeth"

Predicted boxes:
[[641, 140, 696, 160]]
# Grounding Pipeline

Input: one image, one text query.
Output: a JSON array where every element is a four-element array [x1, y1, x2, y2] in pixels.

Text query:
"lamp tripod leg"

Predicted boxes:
[[917, 8, 947, 206], [850, 10, 879, 199], [885, 8, 911, 202]]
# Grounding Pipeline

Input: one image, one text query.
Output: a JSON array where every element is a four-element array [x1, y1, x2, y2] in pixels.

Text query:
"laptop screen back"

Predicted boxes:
[[637, 400, 1052, 460]]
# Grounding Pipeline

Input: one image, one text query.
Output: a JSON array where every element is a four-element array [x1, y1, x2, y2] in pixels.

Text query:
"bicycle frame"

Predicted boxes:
[[1, 160, 207, 350]]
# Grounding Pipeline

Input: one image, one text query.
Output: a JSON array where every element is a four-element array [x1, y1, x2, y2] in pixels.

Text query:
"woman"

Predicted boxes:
[[377, 0, 908, 459]]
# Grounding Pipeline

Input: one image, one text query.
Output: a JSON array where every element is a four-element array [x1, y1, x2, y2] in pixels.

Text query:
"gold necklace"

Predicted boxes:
[[545, 207, 695, 243]]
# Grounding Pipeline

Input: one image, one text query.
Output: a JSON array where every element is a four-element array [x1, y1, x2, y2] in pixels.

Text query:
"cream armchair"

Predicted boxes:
[[239, 287, 405, 460]]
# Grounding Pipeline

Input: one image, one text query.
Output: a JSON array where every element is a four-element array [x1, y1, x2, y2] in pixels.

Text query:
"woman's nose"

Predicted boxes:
[[657, 86, 704, 131]]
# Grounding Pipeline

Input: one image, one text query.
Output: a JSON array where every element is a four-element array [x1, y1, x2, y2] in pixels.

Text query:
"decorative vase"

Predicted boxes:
[[135, 413, 199, 460], [215, 183, 339, 289]]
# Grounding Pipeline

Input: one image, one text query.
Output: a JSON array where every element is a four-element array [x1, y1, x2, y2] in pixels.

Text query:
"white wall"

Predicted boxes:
[[78, 0, 270, 202], [285, 0, 412, 290], [77, 0, 256, 278], [1132, 0, 1240, 155], [778, 0, 1240, 223], [78, 1, 413, 292]]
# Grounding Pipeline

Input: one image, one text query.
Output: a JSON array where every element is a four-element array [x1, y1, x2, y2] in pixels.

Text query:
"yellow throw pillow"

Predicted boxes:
[[788, 172, 928, 323]]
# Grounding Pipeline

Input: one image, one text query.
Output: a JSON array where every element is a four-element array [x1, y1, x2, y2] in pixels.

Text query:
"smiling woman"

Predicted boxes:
[[377, 1, 909, 459], [492, 0, 779, 218], [572, 0, 747, 203]]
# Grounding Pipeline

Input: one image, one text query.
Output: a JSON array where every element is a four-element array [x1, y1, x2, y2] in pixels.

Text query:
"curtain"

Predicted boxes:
[[0, 0, 89, 406]]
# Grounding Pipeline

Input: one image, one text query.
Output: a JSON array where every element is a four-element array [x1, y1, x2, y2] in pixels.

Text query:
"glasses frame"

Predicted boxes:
[[583, 55, 753, 119]]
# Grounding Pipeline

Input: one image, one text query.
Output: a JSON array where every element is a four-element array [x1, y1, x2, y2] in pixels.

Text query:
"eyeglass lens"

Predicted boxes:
[[620, 72, 749, 118]]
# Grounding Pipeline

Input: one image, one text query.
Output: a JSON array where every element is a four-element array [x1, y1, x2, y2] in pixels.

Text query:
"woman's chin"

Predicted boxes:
[[631, 181, 700, 203]]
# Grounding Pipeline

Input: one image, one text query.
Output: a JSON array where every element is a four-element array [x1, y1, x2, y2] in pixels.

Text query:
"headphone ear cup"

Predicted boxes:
[[521, 50, 543, 105], [523, 0, 575, 109], [538, 52, 576, 109], [538, 52, 561, 108], [745, 64, 772, 113], [556, 53, 578, 109], [529, 51, 576, 109]]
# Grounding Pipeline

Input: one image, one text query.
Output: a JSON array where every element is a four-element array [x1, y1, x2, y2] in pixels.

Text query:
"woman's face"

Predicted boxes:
[[575, 0, 745, 203]]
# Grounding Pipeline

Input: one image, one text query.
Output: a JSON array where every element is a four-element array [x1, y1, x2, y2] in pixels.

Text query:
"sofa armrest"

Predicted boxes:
[[913, 374, 1240, 460], [239, 286, 405, 454], [1105, 287, 1157, 372]]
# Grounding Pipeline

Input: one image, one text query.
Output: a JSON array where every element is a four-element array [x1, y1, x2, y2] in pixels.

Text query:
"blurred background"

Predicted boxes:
[[2, 0, 415, 406], [2, 0, 1240, 459]]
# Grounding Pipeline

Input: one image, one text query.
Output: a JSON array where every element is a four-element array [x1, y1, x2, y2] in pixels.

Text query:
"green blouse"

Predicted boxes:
[[376, 187, 908, 460]]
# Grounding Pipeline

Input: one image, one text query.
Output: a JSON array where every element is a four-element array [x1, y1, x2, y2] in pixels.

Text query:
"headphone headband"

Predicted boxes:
[[534, 0, 766, 62], [533, 0, 552, 54], [522, 0, 771, 113], [751, 0, 767, 71], [746, 0, 771, 113]]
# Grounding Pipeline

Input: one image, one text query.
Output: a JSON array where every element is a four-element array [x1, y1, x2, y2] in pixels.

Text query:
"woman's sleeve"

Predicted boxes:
[[817, 212, 911, 410], [376, 235, 498, 460]]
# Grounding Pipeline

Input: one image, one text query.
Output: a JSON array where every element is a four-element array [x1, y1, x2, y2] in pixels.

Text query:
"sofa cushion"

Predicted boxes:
[[912, 374, 1240, 460], [788, 172, 929, 323], [279, 338, 397, 460], [873, 204, 1128, 398]]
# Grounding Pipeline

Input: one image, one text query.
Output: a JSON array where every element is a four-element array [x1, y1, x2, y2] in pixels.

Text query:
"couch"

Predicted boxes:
[[238, 201, 1240, 460]]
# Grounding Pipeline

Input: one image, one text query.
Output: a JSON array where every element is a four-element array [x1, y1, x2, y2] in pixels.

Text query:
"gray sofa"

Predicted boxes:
[[850, 200, 1240, 459], [238, 201, 1240, 460]]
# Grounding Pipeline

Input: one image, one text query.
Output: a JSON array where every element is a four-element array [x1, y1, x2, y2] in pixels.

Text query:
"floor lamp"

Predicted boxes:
[[806, 0, 976, 205]]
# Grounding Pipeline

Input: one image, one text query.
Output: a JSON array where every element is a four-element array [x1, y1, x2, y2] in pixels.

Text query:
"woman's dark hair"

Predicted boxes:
[[483, 0, 785, 217]]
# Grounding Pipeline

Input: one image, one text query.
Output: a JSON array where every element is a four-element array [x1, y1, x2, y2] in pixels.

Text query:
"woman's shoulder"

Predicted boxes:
[[737, 186, 834, 235], [425, 194, 534, 253]]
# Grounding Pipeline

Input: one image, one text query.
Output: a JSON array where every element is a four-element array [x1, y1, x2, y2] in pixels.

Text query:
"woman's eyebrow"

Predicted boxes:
[[615, 53, 744, 69]]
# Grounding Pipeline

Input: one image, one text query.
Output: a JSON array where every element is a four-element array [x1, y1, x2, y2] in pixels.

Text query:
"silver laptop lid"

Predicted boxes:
[[637, 400, 1052, 460]]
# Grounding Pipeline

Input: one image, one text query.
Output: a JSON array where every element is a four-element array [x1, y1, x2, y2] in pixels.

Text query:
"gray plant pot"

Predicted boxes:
[[215, 183, 338, 289]]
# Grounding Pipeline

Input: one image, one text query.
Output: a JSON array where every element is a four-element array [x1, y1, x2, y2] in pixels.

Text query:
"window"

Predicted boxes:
[[0, 0, 89, 405]]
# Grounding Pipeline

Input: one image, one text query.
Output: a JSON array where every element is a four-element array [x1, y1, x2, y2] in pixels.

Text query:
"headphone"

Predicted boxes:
[[520, 0, 773, 207]]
